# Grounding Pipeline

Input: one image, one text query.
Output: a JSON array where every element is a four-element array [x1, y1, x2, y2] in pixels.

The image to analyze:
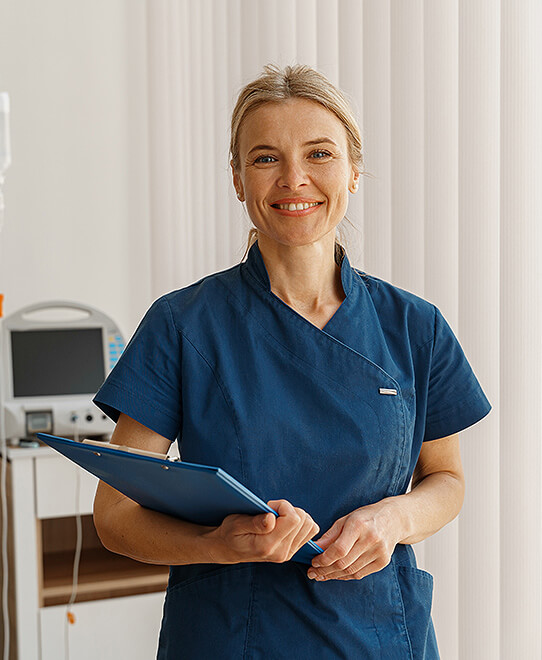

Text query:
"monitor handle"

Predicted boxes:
[[3, 301, 121, 331]]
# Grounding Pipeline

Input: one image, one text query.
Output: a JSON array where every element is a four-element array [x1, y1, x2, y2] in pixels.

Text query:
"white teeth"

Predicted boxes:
[[275, 202, 320, 210]]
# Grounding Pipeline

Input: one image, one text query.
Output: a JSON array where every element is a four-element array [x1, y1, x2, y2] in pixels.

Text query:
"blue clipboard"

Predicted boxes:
[[37, 433, 323, 565]]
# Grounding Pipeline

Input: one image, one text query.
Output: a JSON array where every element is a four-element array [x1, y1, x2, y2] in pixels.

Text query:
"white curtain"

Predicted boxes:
[[146, 1, 542, 657]]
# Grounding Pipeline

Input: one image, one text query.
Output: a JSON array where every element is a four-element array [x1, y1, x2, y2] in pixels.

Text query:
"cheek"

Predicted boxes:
[[243, 173, 270, 201], [327, 182, 349, 207], [317, 166, 350, 199]]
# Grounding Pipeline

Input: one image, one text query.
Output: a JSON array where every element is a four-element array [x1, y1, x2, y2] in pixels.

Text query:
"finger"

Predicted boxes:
[[259, 503, 317, 562], [313, 520, 344, 552], [312, 546, 389, 581], [227, 511, 276, 536], [266, 499, 297, 518], [254, 512, 276, 534], [329, 556, 388, 581], [312, 518, 361, 568], [283, 513, 320, 558], [266, 500, 305, 543], [244, 501, 303, 560], [309, 543, 365, 580]]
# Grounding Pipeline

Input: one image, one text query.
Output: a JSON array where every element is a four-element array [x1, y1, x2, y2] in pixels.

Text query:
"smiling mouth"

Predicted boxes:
[[271, 202, 323, 211]]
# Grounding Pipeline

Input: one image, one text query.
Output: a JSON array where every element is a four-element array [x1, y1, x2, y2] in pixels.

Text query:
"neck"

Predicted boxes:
[[256, 233, 345, 313]]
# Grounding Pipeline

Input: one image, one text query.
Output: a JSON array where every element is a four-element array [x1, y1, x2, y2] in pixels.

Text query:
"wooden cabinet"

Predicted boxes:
[[0, 447, 169, 660]]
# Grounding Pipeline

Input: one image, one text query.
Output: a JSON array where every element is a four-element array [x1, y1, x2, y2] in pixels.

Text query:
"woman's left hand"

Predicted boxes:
[[307, 500, 402, 581]]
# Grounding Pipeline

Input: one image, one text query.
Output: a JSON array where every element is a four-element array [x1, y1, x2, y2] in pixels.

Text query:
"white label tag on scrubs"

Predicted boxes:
[[379, 387, 398, 395]]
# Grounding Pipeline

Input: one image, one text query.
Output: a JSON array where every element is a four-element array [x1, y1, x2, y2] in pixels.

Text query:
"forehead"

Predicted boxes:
[[238, 98, 348, 151]]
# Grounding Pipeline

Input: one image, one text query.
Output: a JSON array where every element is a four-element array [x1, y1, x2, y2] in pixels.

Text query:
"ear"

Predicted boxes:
[[231, 160, 245, 202]]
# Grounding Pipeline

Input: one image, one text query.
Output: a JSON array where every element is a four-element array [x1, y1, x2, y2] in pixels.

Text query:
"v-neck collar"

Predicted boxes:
[[242, 240, 354, 299], [238, 239, 397, 379]]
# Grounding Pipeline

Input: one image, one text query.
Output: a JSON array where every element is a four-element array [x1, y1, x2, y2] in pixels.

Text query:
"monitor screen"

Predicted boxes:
[[11, 328, 105, 397]]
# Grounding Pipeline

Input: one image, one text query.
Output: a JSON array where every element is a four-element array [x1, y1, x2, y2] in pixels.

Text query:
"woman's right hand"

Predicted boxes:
[[203, 499, 319, 564]]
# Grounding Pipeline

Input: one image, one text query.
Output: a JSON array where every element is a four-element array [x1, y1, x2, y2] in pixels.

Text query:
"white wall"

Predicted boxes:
[[0, 0, 151, 339]]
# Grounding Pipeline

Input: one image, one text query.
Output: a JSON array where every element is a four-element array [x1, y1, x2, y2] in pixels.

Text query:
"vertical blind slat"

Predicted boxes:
[[338, 0, 364, 268], [316, 0, 339, 85], [500, 0, 542, 656], [458, 1, 501, 657], [276, 0, 297, 66], [361, 0, 392, 279], [212, 0, 232, 271], [295, 0, 318, 68], [200, 0, 216, 276], [226, 0, 244, 260], [422, 2, 460, 653]]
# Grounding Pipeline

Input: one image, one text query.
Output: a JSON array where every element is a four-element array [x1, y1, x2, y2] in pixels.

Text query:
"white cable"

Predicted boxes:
[[0, 92, 11, 660], [1, 433, 9, 660], [0, 172, 6, 235], [0, 92, 11, 235], [0, 92, 12, 660], [64, 418, 83, 660]]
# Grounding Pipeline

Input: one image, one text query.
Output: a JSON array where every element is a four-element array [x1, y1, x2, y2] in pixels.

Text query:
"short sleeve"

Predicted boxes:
[[93, 296, 182, 441], [423, 305, 491, 441]]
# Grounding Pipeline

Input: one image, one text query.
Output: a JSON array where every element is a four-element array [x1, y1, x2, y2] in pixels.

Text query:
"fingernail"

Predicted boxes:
[[307, 570, 317, 579]]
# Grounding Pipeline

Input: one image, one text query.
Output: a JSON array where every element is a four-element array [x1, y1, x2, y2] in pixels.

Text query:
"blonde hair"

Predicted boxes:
[[230, 64, 365, 263]]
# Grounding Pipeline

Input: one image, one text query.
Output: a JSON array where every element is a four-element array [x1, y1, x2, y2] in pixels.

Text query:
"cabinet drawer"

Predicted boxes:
[[35, 454, 98, 518], [39, 592, 165, 660]]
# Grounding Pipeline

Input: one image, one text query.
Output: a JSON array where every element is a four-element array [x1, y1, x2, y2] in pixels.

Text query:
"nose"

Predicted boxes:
[[276, 157, 309, 191]]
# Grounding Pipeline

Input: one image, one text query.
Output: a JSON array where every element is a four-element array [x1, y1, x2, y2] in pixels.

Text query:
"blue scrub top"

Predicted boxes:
[[94, 241, 491, 659]]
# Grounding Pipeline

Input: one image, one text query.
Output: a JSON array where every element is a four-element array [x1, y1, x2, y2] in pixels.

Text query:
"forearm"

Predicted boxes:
[[382, 470, 465, 545], [94, 490, 318, 568], [94, 493, 217, 566]]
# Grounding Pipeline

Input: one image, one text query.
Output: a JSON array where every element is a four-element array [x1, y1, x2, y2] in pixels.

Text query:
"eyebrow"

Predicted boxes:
[[247, 138, 338, 156]]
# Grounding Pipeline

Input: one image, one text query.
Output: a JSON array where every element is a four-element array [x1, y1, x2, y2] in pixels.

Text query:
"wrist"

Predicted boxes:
[[199, 526, 237, 564], [377, 495, 414, 546]]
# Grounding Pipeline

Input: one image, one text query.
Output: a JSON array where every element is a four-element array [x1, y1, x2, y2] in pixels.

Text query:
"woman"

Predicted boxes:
[[93, 64, 491, 659]]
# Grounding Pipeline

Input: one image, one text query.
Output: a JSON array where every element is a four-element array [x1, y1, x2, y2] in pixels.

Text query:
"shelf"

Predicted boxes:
[[42, 547, 169, 606]]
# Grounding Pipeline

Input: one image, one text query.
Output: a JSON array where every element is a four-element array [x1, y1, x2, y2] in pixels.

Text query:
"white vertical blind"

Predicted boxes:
[[338, 0, 364, 266], [500, 1, 542, 658], [226, 0, 244, 260], [296, 0, 318, 68], [361, 0, 392, 276], [316, 0, 339, 85], [426, 3, 463, 657], [145, 1, 542, 657], [458, 2, 501, 659]]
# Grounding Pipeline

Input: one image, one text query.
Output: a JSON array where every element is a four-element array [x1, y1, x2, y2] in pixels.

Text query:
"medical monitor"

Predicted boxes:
[[1, 301, 125, 440]]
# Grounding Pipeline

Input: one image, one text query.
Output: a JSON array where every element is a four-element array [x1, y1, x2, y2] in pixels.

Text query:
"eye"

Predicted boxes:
[[254, 154, 277, 164], [310, 150, 332, 159]]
